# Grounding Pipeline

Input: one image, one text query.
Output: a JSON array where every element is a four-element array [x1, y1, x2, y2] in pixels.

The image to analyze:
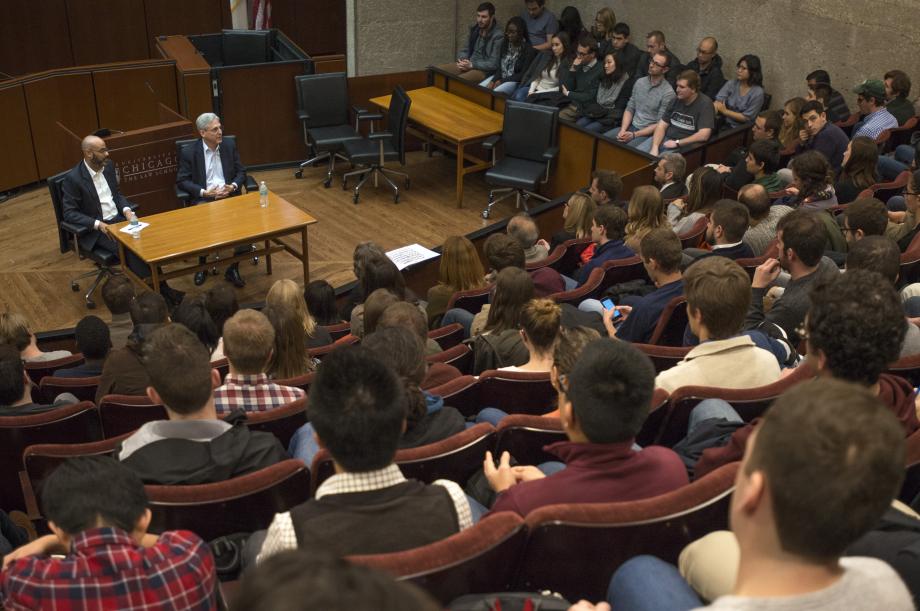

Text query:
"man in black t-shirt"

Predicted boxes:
[[640, 70, 715, 156]]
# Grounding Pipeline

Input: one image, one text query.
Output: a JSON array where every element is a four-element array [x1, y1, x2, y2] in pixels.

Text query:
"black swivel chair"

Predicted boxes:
[[481, 101, 559, 220], [293, 72, 365, 186], [174, 136, 259, 275], [48, 171, 135, 309], [341, 85, 411, 204]]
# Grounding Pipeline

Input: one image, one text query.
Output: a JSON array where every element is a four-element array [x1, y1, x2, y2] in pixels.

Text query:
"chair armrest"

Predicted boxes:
[[353, 106, 383, 122], [62, 221, 90, 236], [244, 176, 259, 192], [368, 131, 393, 141], [543, 146, 560, 161], [175, 186, 192, 205], [297, 110, 310, 121], [482, 135, 501, 149]]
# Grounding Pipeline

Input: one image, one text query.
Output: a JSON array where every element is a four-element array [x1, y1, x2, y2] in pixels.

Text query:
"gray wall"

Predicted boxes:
[[348, 0, 920, 112]]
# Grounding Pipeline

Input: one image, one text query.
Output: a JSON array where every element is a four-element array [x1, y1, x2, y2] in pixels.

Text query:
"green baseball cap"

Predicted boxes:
[[852, 79, 886, 99]]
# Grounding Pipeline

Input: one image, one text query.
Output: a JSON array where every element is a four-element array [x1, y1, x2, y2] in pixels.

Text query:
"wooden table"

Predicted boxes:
[[370, 86, 503, 208], [109, 191, 318, 292]]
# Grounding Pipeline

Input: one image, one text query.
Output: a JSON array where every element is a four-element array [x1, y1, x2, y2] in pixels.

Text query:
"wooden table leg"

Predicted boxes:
[[455, 141, 465, 208], [151, 259, 160, 294], [265, 240, 272, 275], [301, 227, 310, 285]]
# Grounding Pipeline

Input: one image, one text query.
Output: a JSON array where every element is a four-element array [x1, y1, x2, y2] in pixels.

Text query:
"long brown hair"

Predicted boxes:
[[563, 192, 597, 238], [266, 279, 318, 338], [363, 327, 427, 432], [626, 185, 666, 237], [779, 97, 806, 149], [484, 267, 535, 334], [841, 136, 880, 191], [438, 236, 485, 292], [682, 167, 722, 217], [263, 305, 315, 379]]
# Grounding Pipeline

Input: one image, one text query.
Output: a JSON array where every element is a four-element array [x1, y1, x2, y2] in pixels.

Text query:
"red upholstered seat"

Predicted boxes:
[[38, 375, 100, 404], [319, 321, 351, 341], [494, 414, 565, 466], [308, 333, 359, 359], [428, 323, 465, 350], [446, 285, 493, 315], [98, 394, 168, 439], [477, 369, 556, 416], [547, 238, 593, 277], [239, 397, 308, 448], [25, 354, 85, 386], [633, 343, 691, 374], [426, 343, 474, 376], [272, 372, 316, 394], [647, 296, 689, 347], [678, 216, 708, 249], [427, 375, 481, 417]]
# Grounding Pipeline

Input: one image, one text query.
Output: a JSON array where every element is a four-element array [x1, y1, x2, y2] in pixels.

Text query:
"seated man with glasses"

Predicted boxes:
[[609, 52, 675, 146], [685, 36, 726, 100]]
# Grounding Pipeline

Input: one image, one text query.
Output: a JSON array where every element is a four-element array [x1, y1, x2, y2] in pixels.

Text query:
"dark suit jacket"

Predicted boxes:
[[62, 160, 131, 252], [660, 182, 687, 200], [176, 138, 247, 204]]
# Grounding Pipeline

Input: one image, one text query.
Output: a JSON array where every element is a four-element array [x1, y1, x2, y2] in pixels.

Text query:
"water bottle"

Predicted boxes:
[[128, 210, 140, 239], [259, 181, 268, 207]]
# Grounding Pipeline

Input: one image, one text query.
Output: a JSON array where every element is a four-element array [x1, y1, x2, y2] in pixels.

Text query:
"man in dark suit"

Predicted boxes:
[[176, 112, 250, 288], [655, 153, 688, 200], [62, 135, 184, 306], [684, 199, 755, 267]]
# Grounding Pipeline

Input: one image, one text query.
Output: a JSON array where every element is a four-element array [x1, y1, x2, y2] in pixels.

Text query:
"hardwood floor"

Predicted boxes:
[[0, 152, 525, 333]]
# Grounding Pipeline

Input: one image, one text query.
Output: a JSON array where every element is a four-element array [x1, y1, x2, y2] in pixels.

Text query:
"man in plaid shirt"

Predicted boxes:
[[1, 456, 216, 610], [214, 309, 304, 415]]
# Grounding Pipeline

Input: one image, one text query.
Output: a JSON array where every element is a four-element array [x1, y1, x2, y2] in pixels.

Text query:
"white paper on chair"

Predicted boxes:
[[119, 222, 149, 235], [386, 243, 439, 270]]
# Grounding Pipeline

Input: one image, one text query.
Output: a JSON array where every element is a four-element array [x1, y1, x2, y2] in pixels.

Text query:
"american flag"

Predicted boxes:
[[251, 0, 272, 29]]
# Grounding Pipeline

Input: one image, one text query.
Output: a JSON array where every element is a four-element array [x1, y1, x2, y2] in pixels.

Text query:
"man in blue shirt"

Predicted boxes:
[[851, 79, 899, 141], [521, 0, 558, 51], [573, 205, 634, 286]]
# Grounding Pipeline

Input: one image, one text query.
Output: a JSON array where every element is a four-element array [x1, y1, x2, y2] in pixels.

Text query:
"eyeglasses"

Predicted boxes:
[[576, 49, 593, 57], [649, 59, 667, 68]]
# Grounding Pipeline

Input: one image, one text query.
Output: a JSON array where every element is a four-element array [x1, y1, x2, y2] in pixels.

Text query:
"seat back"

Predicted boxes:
[[98, 395, 168, 438], [427, 375, 481, 416], [310, 423, 496, 494], [548, 266, 604, 307], [272, 372, 316, 394], [477, 370, 556, 416], [0, 402, 102, 511], [887, 116, 919, 150], [502, 101, 557, 163], [900, 427, 920, 503], [146, 459, 311, 542], [295, 72, 349, 128], [888, 353, 920, 387], [428, 323, 465, 350], [494, 415, 565, 466], [871, 170, 911, 203], [241, 398, 308, 448], [550, 238, 593, 277], [426, 343, 474, 376], [309, 334, 359, 359], [648, 296, 689, 346], [48, 171, 73, 254], [320, 322, 351, 341], [678, 216, 709, 249], [349, 512, 527, 605], [596, 256, 649, 295], [388, 85, 412, 164], [39, 375, 101, 404], [446, 285, 493, 314], [25, 354, 85, 386], [633, 344, 691, 374], [516, 463, 738, 601]]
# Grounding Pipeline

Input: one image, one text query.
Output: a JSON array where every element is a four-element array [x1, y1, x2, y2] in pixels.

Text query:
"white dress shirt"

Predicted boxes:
[[202, 141, 227, 196], [84, 160, 128, 230]]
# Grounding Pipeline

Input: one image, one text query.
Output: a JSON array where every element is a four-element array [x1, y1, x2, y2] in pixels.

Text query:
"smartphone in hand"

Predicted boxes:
[[601, 298, 622, 320]]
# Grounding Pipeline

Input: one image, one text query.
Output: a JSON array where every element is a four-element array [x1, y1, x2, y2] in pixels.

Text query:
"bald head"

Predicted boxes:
[[81, 135, 109, 171], [738, 183, 770, 220], [696, 37, 718, 67]]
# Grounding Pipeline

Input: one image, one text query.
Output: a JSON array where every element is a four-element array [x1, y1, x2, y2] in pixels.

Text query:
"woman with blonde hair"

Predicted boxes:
[[266, 279, 332, 349], [592, 7, 617, 55], [550, 192, 597, 249], [778, 97, 806, 150], [501, 298, 562, 372], [426, 235, 486, 328], [625, 185, 666, 251]]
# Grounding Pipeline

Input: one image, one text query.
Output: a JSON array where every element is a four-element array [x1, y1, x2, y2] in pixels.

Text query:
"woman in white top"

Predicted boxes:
[[510, 31, 572, 102], [500, 298, 561, 372]]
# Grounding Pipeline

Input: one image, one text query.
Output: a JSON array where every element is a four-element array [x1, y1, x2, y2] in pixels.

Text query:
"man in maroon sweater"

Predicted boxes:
[[694, 269, 919, 479], [483, 338, 688, 516]]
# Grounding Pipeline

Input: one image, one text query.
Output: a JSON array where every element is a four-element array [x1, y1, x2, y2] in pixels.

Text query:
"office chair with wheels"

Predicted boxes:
[[481, 101, 559, 220], [293, 72, 365, 186], [342, 86, 412, 204], [48, 171, 130, 309]]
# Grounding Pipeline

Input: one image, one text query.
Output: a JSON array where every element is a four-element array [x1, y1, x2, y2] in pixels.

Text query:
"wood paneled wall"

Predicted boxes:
[[271, 0, 347, 58]]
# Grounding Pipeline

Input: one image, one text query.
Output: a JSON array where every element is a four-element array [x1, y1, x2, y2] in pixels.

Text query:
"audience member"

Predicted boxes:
[[713, 55, 764, 128], [303, 280, 341, 326], [267, 279, 332, 349], [590, 7, 617, 56], [521, 0, 559, 51], [571, 205, 633, 287], [852, 79, 898, 141], [55, 315, 110, 378], [588, 169, 623, 205], [118, 324, 287, 484], [377, 301, 463, 389], [443, 2, 503, 82], [426, 235, 487, 326], [259, 346, 472, 561], [0, 456, 217, 609], [481, 16, 535, 95], [171, 295, 220, 356], [609, 22, 641, 78], [551, 192, 596, 249], [483, 338, 687, 516], [95, 292, 169, 404], [835, 136, 879, 204], [607, 379, 912, 611], [558, 5, 586, 44], [514, 31, 571, 101], [685, 36, 726, 100], [795, 100, 850, 172], [349, 257, 414, 338], [361, 288, 401, 338], [234, 549, 440, 611], [884, 69, 915, 126], [656, 257, 779, 392], [471, 267, 533, 371], [685, 199, 754, 263], [101, 275, 135, 349], [560, 34, 602, 116], [502, 298, 561, 372], [213, 309, 304, 415], [718, 110, 783, 191], [204, 283, 239, 361], [888, 169, 920, 251], [570, 51, 632, 132], [655, 152, 689, 200], [739, 183, 793, 256], [786, 149, 839, 210], [744, 138, 784, 193], [483, 232, 564, 297], [634, 30, 682, 85], [0, 311, 72, 362], [805, 69, 850, 122], [263, 304, 315, 380], [643, 70, 716, 156], [668, 166, 721, 234], [341, 241, 387, 321], [610, 51, 675, 145], [508, 214, 549, 263], [624, 185, 667, 252], [0, 344, 76, 415], [778, 96, 806, 150], [842, 197, 888, 245], [744, 209, 838, 341]]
